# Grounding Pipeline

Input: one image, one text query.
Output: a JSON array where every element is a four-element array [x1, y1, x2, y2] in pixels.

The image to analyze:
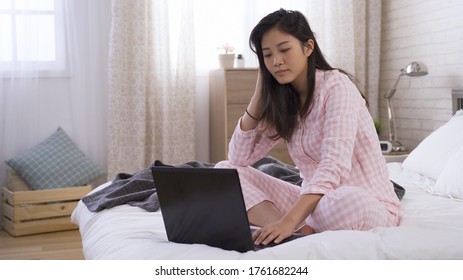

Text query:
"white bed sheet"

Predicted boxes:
[[71, 163, 463, 259]]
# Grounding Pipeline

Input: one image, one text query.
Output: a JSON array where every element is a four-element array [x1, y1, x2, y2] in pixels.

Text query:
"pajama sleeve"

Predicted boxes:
[[227, 118, 279, 166]]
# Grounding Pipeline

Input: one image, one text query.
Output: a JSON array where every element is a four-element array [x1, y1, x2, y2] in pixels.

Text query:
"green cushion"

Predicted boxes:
[[5, 127, 107, 190]]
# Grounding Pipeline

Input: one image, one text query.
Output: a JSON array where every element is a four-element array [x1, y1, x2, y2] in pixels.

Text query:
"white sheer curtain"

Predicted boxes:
[[107, 0, 196, 179], [0, 0, 110, 186]]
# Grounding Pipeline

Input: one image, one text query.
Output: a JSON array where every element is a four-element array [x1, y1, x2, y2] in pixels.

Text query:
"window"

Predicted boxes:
[[0, 0, 67, 76]]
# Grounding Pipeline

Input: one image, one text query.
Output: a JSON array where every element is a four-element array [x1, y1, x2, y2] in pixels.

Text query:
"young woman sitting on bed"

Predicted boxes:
[[215, 9, 401, 246]]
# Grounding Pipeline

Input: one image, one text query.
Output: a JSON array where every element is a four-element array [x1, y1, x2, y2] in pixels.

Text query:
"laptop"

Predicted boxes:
[[151, 166, 304, 252]]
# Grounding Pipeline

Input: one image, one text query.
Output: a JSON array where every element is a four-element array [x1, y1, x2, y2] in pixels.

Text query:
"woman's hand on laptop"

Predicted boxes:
[[252, 219, 295, 245]]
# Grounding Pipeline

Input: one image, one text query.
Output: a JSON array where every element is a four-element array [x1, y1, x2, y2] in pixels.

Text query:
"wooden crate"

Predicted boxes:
[[2, 185, 92, 237]]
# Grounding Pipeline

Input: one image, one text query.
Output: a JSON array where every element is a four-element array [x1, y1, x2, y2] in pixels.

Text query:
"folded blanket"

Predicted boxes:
[[82, 160, 213, 212], [82, 155, 405, 212]]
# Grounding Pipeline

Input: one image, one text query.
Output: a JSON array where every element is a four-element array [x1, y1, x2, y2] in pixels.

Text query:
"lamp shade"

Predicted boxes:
[[403, 61, 428, 77]]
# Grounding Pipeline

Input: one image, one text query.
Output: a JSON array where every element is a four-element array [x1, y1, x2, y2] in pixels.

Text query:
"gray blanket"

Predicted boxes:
[[82, 155, 404, 212]]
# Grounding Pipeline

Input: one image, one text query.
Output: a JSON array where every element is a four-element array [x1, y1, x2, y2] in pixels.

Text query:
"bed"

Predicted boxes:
[[71, 111, 463, 259]]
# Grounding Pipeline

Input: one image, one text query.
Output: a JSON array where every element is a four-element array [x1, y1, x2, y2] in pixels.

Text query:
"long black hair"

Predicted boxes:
[[249, 9, 363, 141]]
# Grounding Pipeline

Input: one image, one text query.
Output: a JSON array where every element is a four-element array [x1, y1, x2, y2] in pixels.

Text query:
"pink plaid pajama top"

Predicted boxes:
[[218, 69, 400, 232]]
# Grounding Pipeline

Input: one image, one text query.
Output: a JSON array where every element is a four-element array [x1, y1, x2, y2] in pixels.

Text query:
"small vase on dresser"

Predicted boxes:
[[218, 54, 235, 68]]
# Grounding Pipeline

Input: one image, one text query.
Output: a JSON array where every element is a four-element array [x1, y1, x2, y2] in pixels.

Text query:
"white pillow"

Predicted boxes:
[[433, 144, 463, 200], [402, 110, 463, 180]]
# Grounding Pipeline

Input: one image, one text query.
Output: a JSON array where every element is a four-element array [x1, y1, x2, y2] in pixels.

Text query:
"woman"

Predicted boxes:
[[215, 9, 400, 246]]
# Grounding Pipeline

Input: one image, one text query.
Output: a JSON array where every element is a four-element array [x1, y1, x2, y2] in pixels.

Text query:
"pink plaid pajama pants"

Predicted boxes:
[[215, 160, 396, 233]]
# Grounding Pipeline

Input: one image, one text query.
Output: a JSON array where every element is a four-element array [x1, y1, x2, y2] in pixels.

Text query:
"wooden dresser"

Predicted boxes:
[[209, 68, 292, 164]]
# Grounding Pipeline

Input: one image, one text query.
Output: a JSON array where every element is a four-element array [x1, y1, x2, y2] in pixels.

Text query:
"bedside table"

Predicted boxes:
[[383, 151, 409, 163]]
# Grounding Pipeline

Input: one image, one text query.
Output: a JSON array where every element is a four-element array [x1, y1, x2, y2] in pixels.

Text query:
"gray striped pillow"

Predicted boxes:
[[5, 127, 106, 190]]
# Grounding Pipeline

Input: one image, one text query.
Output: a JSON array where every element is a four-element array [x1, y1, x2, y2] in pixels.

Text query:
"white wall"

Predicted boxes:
[[379, 0, 463, 149]]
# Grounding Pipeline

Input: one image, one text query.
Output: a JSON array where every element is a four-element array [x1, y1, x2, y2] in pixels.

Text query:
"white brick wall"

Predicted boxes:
[[379, 0, 463, 149]]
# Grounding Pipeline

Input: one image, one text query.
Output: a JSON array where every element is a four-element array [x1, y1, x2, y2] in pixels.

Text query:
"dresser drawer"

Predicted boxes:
[[227, 104, 246, 136], [226, 70, 257, 104]]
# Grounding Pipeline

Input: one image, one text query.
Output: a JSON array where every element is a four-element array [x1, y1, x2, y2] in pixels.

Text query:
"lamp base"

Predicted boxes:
[[380, 140, 408, 154]]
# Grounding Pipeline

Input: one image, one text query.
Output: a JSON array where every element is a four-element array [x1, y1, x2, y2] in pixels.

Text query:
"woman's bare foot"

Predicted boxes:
[[295, 225, 314, 235]]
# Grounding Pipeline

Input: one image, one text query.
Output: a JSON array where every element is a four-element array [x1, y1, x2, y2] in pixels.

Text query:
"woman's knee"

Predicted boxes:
[[307, 186, 389, 232], [214, 160, 235, 169]]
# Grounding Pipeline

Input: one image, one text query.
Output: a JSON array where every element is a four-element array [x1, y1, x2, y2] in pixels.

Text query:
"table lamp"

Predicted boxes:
[[383, 61, 428, 153]]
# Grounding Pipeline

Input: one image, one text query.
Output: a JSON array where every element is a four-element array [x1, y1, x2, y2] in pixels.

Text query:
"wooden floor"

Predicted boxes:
[[0, 229, 84, 260]]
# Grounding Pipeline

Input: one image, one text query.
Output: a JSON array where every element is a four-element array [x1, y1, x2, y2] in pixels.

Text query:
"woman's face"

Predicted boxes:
[[261, 28, 313, 94]]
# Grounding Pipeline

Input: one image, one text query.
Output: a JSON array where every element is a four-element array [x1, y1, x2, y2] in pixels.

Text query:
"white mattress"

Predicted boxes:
[[71, 163, 463, 259]]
